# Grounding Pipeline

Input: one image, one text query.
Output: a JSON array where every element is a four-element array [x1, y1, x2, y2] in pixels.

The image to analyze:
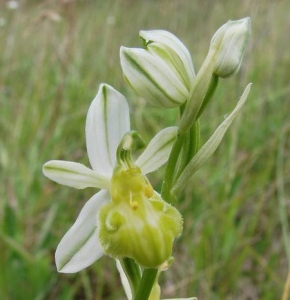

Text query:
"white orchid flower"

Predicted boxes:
[[43, 83, 178, 273]]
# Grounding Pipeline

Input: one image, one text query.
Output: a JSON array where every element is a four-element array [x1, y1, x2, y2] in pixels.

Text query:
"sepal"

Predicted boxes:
[[55, 191, 110, 273]]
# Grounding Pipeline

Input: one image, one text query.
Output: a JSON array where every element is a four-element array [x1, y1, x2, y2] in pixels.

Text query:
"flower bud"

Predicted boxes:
[[120, 30, 194, 108], [210, 17, 251, 78], [139, 30, 195, 91]]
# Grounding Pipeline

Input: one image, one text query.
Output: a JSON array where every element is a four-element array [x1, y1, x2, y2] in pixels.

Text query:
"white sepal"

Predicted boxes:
[[55, 190, 110, 273], [86, 83, 130, 176]]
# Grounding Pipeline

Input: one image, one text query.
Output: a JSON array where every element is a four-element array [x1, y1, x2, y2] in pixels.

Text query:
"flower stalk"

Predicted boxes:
[[134, 268, 159, 300]]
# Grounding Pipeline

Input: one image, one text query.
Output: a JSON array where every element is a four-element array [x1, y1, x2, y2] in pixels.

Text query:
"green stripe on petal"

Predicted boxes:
[[56, 190, 110, 273], [136, 126, 178, 174], [43, 160, 110, 190]]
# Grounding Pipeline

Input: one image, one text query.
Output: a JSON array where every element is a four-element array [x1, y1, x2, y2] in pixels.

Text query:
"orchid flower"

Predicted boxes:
[[43, 83, 179, 273]]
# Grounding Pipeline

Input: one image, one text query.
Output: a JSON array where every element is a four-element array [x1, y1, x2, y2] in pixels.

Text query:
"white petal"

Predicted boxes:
[[116, 260, 132, 300], [43, 160, 110, 190], [55, 190, 110, 273], [86, 84, 130, 176], [120, 47, 189, 108], [136, 127, 178, 174]]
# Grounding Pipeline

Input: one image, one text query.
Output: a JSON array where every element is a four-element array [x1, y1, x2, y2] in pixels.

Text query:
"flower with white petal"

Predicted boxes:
[[43, 83, 180, 273], [120, 30, 195, 108]]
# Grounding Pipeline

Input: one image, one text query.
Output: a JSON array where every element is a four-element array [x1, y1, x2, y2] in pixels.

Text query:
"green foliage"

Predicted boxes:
[[1, 0, 290, 299]]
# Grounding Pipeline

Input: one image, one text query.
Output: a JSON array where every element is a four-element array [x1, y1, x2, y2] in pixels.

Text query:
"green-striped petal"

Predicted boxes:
[[136, 126, 178, 174], [43, 160, 110, 190], [120, 47, 189, 108]]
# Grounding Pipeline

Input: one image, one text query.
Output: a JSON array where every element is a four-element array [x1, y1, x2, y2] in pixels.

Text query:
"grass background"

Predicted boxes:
[[1, 0, 290, 299]]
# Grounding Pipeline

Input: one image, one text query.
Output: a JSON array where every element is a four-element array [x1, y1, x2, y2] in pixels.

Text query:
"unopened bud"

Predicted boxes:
[[120, 30, 195, 108], [210, 17, 251, 78]]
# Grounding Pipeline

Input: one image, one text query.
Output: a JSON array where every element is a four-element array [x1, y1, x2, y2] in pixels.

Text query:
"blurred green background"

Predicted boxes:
[[1, 0, 290, 299]]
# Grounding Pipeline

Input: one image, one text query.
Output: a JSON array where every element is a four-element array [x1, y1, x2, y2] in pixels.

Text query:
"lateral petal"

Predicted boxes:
[[136, 127, 178, 174]]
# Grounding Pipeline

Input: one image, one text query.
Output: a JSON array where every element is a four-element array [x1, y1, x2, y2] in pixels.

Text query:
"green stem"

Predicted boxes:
[[161, 130, 186, 203], [188, 119, 200, 160], [134, 268, 158, 300], [163, 74, 218, 201], [196, 75, 219, 119], [179, 49, 216, 133], [161, 73, 215, 203], [173, 120, 200, 183], [120, 258, 142, 297]]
